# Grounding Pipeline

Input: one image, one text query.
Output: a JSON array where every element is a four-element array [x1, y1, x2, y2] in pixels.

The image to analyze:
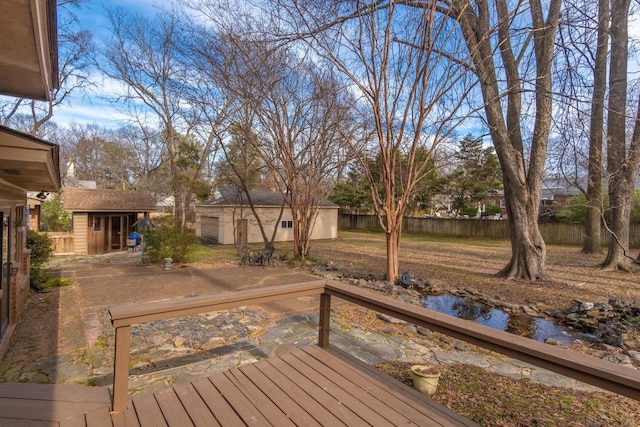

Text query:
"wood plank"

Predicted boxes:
[[245, 359, 346, 427], [110, 281, 326, 327], [236, 363, 322, 427], [267, 354, 377, 425], [85, 405, 115, 427], [0, 397, 107, 423], [223, 369, 296, 426], [288, 348, 422, 426], [131, 392, 168, 427], [172, 382, 220, 427], [0, 419, 57, 427], [153, 388, 195, 427], [60, 413, 88, 427], [189, 376, 252, 427], [111, 406, 141, 427], [280, 350, 395, 426], [323, 346, 476, 426], [207, 373, 273, 426], [0, 383, 111, 403], [304, 346, 478, 426], [265, 356, 365, 425]]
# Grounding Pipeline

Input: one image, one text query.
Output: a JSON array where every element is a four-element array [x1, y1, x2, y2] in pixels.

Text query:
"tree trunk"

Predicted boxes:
[[582, 0, 609, 254], [452, 0, 560, 281], [499, 176, 548, 280], [601, 0, 632, 270], [385, 227, 400, 283]]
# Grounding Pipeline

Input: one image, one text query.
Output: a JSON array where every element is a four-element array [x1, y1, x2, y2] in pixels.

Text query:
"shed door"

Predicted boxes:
[[201, 217, 219, 244]]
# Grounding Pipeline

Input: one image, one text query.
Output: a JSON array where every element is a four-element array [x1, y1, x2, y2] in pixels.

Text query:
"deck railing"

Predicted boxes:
[[109, 279, 640, 413]]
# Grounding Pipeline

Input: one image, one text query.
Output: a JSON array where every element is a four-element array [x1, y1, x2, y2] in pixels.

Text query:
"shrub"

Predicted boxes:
[[41, 191, 72, 231], [144, 226, 198, 263], [461, 207, 478, 217], [484, 204, 501, 215], [26, 230, 54, 270], [26, 230, 71, 291]]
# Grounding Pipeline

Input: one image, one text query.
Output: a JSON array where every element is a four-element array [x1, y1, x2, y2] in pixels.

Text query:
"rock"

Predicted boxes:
[[625, 350, 640, 363], [609, 297, 625, 308], [454, 342, 468, 351], [406, 324, 418, 334], [572, 300, 594, 312], [544, 338, 561, 346], [173, 336, 186, 347], [416, 326, 430, 336], [606, 353, 633, 365], [377, 313, 406, 324], [521, 305, 538, 316]]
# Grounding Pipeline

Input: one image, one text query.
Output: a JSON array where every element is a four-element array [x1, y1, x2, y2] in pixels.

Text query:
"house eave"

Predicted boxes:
[[0, 125, 61, 192]]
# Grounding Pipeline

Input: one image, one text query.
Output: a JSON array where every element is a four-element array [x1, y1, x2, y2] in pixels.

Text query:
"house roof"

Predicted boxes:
[[63, 188, 157, 212], [0, 125, 60, 192], [198, 190, 338, 208], [0, 0, 58, 100]]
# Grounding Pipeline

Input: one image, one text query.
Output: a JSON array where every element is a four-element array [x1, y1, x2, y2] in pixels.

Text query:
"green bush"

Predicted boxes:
[[41, 191, 72, 231], [26, 230, 54, 270], [485, 204, 501, 215], [462, 207, 478, 217], [144, 227, 199, 263], [26, 230, 71, 291]]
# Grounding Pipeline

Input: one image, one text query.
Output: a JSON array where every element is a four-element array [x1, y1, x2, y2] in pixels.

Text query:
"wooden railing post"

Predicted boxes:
[[318, 292, 331, 348], [111, 325, 131, 413]]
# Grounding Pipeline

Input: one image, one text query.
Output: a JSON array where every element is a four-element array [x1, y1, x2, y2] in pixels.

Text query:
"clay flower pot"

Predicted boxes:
[[410, 365, 442, 397]]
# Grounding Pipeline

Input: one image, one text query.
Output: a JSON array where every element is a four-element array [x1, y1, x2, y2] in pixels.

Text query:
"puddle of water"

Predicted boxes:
[[422, 294, 589, 346]]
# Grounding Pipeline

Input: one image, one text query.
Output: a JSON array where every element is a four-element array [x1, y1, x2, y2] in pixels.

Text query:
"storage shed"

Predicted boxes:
[[195, 191, 338, 245], [63, 188, 156, 255]]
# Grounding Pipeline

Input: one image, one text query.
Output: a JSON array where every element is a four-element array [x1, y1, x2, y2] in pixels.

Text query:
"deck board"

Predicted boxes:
[[236, 363, 323, 427], [153, 388, 195, 427], [172, 382, 221, 427], [0, 346, 478, 426], [247, 357, 346, 426], [130, 392, 168, 427]]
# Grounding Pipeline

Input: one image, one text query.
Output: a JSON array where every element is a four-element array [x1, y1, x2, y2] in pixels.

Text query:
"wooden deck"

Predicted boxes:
[[0, 346, 477, 426], [115, 345, 476, 426], [3, 278, 640, 426]]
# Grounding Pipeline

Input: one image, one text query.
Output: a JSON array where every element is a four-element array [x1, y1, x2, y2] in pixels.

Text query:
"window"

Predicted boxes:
[[281, 220, 293, 229], [499, 199, 506, 208], [93, 217, 101, 231]]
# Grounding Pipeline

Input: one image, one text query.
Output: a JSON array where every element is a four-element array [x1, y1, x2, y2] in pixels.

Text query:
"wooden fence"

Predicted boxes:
[[339, 214, 640, 248], [47, 232, 74, 255]]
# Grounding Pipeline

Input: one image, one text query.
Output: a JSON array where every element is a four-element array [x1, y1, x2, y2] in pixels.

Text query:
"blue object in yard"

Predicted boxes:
[[128, 231, 141, 246]]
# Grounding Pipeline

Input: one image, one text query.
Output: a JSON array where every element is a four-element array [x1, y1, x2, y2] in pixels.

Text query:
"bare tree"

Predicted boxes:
[[0, 0, 93, 135], [100, 9, 195, 229], [601, 0, 640, 270], [277, 0, 472, 280], [447, 0, 562, 280]]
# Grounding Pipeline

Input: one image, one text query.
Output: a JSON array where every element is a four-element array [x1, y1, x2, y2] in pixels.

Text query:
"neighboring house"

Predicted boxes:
[[26, 192, 45, 231], [195, 190, 339, 245], [63, 188, 156, 256], [0, 0, 60, 350]]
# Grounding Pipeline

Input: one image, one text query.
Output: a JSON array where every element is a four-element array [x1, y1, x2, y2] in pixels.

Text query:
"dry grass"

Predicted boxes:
[[308, 231, 640, 426], [309, 231, 640, 308]]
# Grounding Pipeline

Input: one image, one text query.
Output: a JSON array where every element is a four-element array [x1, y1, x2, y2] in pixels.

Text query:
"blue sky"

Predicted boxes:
[[52, 0, 165, 128], [43, 1, 640, 133]]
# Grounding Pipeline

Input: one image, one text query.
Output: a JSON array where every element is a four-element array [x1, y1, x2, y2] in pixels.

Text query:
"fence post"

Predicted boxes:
[[318, 293, 331, 348], [112, 325, 131, 412]]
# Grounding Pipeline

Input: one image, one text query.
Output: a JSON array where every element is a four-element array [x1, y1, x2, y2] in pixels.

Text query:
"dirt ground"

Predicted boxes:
[[308, 231, 640, 309]]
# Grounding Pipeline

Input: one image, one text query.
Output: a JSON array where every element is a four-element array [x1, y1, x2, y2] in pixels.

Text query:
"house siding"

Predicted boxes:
[[196, 204, 338, 245], [73, 213, 88, 255]]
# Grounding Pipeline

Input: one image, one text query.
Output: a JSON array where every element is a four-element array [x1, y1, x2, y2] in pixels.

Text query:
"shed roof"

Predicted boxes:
[[198, 190, 337, 208], [63, 188, 157, 212]]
